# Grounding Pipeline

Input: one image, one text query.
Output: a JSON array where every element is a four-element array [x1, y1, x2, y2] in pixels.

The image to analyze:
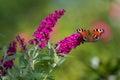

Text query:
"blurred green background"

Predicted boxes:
[[1, 0, 120, 80]]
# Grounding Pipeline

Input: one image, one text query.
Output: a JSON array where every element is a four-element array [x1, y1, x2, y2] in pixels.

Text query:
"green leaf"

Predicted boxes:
[[47, 42, 52, 49], [27, 73, 44, 79], [19, 55, 28, 68], [40, 56, 52, 61], [7, 69, 15, 80], [47, 76, 55, 80], [5, 54, 21, 62], [3, 46, 7, 54], [13, 64, 21, 75], [57, 57, 66, 66]]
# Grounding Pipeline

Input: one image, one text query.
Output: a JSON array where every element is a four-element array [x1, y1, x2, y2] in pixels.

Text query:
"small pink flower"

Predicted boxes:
[[56, 33, 84, 55], [39, 42, 46, 49]]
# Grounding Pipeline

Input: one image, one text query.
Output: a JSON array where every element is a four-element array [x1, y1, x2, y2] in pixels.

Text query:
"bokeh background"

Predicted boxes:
[[0, 0, 120, 80]]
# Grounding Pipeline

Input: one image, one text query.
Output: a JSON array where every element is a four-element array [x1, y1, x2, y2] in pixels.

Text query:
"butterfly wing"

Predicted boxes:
[[77, 29, 88, 41], [77, 29, 87, 36], [92, 29, 104, 41]]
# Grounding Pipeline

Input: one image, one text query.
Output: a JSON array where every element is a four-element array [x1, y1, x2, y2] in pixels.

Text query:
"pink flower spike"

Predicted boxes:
[[56, 33, 84, 55], [29, 9, 66, 49]]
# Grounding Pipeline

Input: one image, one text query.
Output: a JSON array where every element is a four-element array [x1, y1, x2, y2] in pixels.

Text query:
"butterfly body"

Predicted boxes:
[[77, 29, 104, 42]]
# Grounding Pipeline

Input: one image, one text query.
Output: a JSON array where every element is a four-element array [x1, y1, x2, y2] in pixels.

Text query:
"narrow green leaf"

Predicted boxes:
[[5, 54, 21, 62], [57, 57, 66, 66], [27, 73, 44, 79], [40, 56, 52, 60], [47, 42, 51, 49], [3, 46, 7, 54]]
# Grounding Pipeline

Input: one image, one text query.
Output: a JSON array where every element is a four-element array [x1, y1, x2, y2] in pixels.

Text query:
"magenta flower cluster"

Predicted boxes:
[[56, 33, 84, 54], [0, 41, 17, 75], [29, 9, 66, 49]]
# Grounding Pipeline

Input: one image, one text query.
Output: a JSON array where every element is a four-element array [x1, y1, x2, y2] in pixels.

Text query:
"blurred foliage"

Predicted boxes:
[[0, 43, 66, 80], [0, 0, 48, 45], [1, 0, 120, 80]]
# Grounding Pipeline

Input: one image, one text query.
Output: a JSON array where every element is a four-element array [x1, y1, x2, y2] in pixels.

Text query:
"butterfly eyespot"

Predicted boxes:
[[83, 36, 87, 41], [94, 35, 100, 40], [98, 29, 104, 33]]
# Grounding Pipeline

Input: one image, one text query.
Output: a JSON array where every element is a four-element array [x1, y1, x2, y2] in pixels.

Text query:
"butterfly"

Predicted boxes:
[[77, 29, 104, 42]]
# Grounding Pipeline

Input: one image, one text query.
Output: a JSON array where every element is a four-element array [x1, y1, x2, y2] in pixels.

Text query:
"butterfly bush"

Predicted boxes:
[[0, 9, 84, 80], [0, 41, 17, 75], [29, 9, 66, 49]]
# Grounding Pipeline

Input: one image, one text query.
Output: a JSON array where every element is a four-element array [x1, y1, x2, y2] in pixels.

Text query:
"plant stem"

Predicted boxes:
[[30, 45, 38, 70], [0, 74, 2, 80], [43, 64, 56, 80]]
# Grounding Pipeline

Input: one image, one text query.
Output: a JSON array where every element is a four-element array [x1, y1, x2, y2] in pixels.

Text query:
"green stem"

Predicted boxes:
[[0, 74, 3, 80], [43, 64, 56, 80], [30, 45, 38, 70]]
